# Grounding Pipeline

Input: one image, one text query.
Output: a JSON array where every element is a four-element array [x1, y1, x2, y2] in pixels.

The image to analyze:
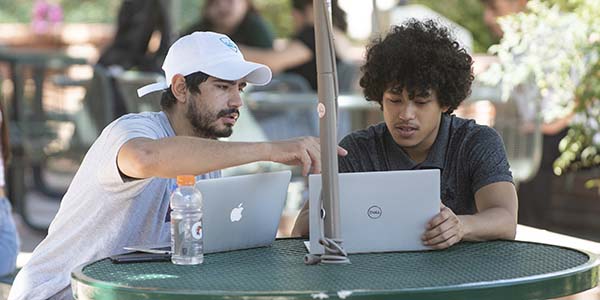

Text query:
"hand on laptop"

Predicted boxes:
[[267, 137, 348, 176], [421, 203, 464, 250]]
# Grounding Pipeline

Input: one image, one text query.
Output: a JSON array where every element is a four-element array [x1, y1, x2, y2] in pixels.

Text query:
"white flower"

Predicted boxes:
[[593, 133, 600, 146], [481, 0, 598, 125]]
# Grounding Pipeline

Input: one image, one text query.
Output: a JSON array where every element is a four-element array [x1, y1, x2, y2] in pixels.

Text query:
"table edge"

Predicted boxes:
[[70, 240, 600, 299]]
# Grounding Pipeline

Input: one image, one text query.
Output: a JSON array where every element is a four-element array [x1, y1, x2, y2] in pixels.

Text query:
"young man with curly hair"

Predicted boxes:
[[293, 20, 518, 249]]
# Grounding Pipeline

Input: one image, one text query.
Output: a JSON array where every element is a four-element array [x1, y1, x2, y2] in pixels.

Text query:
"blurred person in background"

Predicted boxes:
[[181, 0, 275, 49], [98, 0, 171, 73], [471, 0, 528, 77], [238, 0, 364, 143], [0, 101, 19, 277], [481, 0, 527, 39], [241, 0, 362, 92], [479, 0, 571, 227], [465, 0, 529, 103], [89, 0, 172, 127]]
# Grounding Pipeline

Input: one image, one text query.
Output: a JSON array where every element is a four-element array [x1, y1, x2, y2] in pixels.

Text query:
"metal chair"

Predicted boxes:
[[336, 60, 360, 94], [246, 73, 312, 94], [244, 73, 318, 140], [4, 63, 116, 232], [113, 70, 163, 113]]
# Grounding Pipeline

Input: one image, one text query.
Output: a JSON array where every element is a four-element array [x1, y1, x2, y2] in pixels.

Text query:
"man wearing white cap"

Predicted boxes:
[[9, 32, 347, 300]]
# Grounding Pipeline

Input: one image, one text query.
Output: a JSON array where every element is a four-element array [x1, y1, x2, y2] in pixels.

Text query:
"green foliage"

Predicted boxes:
[[555, 54, 600, 176], [172, 0, 204, 33], [174, 0, 292, 38], [61, 0, 120, 23], [0, 0, 35, 22], [481, 0, 600, 184], [255, 0, 498, 50], [411, 0, 497, 53], [254, 0, 294, 38], [0, 0, 121, 23], [0, 0, 204, 30], [0, 0, 495, 50]]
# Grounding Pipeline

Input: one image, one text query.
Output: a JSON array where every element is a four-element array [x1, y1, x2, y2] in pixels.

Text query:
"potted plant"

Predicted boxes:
[[480, 0, 600, 192]]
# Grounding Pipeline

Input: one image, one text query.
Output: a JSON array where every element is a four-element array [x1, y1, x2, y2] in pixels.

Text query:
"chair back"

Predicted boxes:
[[246, 73, 312, 93], [113, 71, 163, 113], [467, 82, 543, 184], [493, 96, 543, 183], [336, 60, 360, 93], [243, 73, 318, 140]]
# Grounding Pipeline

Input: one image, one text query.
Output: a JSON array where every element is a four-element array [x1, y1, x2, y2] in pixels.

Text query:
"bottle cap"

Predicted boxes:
[[176, 175, 195, 186]]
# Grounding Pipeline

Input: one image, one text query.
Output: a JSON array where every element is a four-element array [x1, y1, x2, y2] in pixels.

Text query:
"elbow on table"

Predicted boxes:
[[504, 223, 517, 240], [498, 215, 517, 240], [504, 207, 518, 240]]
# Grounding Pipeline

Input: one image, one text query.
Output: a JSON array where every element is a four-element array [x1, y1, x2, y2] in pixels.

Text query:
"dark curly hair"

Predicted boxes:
[[359, 19, 474, 114], [160, 71, 210, 110]]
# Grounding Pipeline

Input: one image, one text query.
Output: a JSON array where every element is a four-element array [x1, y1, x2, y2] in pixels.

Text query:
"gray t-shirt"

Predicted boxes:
[[338, 114, 513, 215], [9, 111, 219, 300]]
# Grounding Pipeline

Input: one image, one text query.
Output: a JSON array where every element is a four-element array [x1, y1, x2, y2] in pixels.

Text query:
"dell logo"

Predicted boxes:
[[367, 205, 382, 219]]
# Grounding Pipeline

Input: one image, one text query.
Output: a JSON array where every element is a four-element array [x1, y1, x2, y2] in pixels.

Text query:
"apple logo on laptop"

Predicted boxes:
[[230, 203, 244, 222]]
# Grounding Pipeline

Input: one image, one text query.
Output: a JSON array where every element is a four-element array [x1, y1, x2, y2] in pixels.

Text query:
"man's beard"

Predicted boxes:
[[186, 98, 238, 139]]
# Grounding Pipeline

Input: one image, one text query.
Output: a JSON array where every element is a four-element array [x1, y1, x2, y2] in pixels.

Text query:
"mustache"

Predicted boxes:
[[217, 108, 240, 118]]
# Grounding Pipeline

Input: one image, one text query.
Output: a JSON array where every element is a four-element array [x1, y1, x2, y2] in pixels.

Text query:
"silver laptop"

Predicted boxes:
[[194, 170, 291, 253], [309, 169, 440, 254]]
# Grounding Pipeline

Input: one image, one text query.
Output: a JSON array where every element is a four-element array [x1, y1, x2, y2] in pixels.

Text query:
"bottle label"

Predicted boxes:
[[191, 221, 203, 240]]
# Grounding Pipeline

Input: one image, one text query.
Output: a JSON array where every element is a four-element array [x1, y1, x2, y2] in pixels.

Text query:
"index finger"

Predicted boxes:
[[337, 146, 348, 156], [307, 145, 321, 174], [299, 150, 312, 176]]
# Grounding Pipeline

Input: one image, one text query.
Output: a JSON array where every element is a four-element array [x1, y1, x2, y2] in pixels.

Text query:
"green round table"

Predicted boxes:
[[71, 239, 599, 300]]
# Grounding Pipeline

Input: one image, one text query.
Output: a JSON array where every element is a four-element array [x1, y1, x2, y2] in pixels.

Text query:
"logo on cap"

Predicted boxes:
[[220, 37, 239, 53]]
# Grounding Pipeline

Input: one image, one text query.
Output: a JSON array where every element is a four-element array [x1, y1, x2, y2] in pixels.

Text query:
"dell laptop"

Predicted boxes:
[[308, 169, 440, 254]]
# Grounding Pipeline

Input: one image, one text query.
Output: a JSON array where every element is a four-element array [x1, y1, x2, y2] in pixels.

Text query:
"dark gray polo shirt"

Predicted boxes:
[[338, 114, 513, 215]]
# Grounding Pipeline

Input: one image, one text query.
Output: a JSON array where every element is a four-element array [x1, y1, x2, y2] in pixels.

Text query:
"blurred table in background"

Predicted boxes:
[[0, 47, 87, 231], [0, 47, 87, 122], [462, 80, 543, 185]]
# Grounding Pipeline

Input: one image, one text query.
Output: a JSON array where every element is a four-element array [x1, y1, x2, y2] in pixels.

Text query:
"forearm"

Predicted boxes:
[[459, 207, 517, 241], [121, 136, 270, 178], [541, 113, 573, 135], [240, 42, 311, 74], [332, 28, 365, 64]]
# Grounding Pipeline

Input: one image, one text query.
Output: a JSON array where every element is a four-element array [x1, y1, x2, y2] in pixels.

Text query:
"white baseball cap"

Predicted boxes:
[[137, 31, 272, 97]]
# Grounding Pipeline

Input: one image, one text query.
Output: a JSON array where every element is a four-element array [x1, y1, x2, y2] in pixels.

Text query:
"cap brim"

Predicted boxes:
[[203, 60, 272, 86], [137, 81, 168, 98]]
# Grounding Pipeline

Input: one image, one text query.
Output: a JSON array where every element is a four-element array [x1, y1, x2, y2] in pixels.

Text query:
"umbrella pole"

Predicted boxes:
[[313, 0, 349, 264]]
